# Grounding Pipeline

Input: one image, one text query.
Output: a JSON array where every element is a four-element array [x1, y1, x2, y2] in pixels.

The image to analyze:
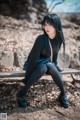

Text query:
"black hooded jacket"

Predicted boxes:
[[24, 34, 62, 80]]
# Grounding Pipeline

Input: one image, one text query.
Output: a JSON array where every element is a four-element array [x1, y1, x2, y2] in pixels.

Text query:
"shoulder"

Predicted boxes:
[[36, 34, 48, 41], [35, 34, 46, 44], [36, 34, 46, 40]]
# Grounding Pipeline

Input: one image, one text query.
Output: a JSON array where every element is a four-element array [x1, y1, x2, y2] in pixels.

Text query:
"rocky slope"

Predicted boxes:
[[0, 0, 80, 71], [0, 14, 80, 71], [0, 0, 47, 23]]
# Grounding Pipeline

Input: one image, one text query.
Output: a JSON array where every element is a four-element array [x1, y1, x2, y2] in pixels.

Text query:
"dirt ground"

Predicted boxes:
[[0, 76, 80, 120]]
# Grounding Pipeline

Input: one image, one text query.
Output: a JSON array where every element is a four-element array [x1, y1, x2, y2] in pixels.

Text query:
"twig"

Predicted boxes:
[[55, 110, 67, 117]]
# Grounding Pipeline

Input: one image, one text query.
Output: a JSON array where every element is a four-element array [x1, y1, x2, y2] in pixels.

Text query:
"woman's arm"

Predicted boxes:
[[25, 35, 43, 80]]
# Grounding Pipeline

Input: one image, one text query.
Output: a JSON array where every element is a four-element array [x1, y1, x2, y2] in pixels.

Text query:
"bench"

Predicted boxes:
[[0, 68, 80, 83]]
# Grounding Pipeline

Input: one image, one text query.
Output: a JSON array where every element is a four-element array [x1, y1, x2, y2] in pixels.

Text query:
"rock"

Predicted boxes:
[[69, 59, 80, 68], [0, 3, 11, 15], [58, 52, 71, 68], [0, 51, 14, 69], [65, 13, 80, 25], [14, 50, 28, 68], [0, 0, 47, 23], [28, 12, 38, 23], [69, 53, 80, 68]]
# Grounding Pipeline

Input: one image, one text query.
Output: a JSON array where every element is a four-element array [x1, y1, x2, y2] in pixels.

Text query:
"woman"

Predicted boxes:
[[17, 13, 69, 108]]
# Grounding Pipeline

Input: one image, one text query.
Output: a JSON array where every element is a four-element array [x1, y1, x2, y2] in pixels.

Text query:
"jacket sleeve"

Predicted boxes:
[[24, 35, 43, 80]]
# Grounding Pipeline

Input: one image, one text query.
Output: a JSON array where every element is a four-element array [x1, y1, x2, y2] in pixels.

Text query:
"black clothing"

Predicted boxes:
[[19, 62, 65, 97], [24, 34, 62, 82], [18, 34, 65, 98]]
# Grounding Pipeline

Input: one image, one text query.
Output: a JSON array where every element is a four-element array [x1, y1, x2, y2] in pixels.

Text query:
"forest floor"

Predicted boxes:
[[0, 76, 80, 120]]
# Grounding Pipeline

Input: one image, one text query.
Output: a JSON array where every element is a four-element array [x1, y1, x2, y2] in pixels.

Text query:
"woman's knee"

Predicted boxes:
[[37, 63, 48, 74], [47, 63, 56, 70], [46, 62, 59, 74]]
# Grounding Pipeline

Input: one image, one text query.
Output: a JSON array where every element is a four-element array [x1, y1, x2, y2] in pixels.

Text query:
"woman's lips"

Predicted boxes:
[[46, 30, 50, 33]]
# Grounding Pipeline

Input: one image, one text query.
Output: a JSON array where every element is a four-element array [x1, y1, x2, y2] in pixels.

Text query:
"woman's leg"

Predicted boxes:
[[18, 63, 48, 97], [46, 62, 65, 95], [46, 62, 69, 108]]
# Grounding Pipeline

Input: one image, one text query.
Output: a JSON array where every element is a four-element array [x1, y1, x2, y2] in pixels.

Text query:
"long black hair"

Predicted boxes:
[[42, 13, 65, 52]]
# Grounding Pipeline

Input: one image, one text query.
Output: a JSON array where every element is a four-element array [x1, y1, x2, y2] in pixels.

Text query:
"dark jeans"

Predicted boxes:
[[18, 62, 65, 97]]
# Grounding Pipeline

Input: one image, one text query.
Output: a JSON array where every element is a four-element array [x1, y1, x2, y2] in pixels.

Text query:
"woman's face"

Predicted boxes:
[[43, 22, 56, 39]]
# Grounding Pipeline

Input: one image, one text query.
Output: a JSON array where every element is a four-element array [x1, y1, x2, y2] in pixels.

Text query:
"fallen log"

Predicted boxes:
[[0, 68, 80, 82]]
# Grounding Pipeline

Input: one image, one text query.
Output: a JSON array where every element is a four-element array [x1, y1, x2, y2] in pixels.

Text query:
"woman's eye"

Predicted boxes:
[[45, 24, 51, 27]]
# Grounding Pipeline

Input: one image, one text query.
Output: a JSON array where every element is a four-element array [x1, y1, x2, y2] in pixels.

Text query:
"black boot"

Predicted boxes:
[[16, 93, 27, 108], [58, 93, 69, 108]]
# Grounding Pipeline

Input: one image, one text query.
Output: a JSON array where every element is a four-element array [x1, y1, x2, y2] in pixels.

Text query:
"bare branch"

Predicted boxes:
[[49, 0, 65, 12]]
